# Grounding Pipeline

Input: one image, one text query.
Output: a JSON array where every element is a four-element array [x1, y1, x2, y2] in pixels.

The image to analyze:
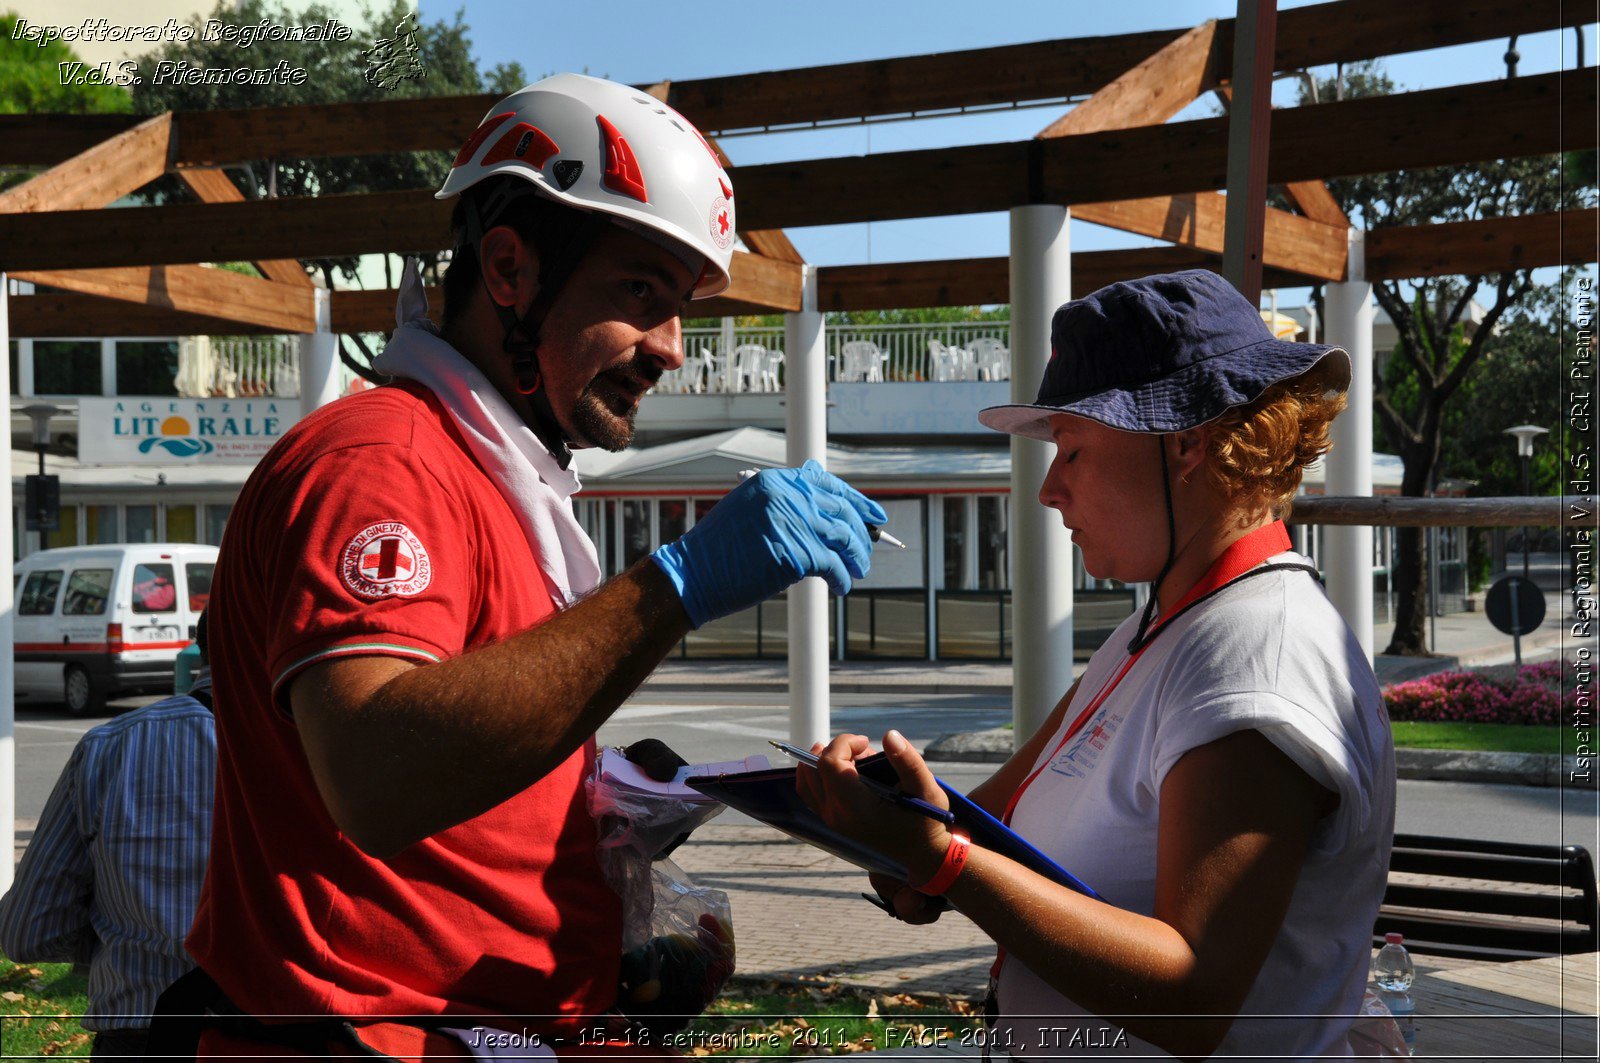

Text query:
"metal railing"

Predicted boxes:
[[670, 320, 1012, 393], [176, 336, 299, 398]]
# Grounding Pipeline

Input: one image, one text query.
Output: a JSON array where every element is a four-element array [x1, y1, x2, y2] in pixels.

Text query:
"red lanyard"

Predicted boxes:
[[1000, 519, 1292, 827]]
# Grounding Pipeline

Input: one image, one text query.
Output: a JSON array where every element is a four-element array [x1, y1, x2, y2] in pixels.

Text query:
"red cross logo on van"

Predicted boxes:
[[341, 522, 431, 598]]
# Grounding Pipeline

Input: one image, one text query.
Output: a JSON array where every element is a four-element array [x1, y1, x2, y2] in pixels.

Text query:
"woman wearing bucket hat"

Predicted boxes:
[[798, 271, 1395, 1058]]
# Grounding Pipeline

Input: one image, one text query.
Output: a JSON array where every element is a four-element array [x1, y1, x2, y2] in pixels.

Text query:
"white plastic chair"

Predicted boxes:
[[732, 344, 769, 392], [679, 351, 709, 393], [701, 347, 728, 392], [757, 350, 785, 391], [840, 340, 885, 383], [656, 352, 700, 394], [968, 337, 1011, 381], [930, 339, 972, 381]]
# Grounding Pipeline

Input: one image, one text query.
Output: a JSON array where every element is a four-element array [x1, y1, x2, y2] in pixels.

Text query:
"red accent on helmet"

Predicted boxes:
[[596, 115, 648, 203], [718, 178, 733, 200], [454, 111, 516, 167], [481, 122, 560, 169]]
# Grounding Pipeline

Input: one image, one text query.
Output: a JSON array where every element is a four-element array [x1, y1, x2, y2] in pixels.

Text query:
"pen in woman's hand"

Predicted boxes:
[[769, 740, 955, 826]]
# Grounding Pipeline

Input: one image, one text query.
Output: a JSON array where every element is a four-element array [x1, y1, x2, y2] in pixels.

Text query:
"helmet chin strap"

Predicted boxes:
[[461, 193, 611, 470], [1129, 435, 1181, 654]]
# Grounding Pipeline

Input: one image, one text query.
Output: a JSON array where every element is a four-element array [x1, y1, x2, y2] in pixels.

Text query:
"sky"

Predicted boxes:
[[421, 0, 1592, 306]]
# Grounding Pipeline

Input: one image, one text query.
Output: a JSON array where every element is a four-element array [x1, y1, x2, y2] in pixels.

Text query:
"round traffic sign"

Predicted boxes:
[[1485, 575, 1546, 636]]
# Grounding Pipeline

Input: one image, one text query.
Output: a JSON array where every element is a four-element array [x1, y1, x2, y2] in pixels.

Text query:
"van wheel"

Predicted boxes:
[[64, 666, 105, 717]]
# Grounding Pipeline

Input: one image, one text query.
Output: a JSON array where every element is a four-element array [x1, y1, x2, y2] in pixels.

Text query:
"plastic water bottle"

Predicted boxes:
[[1373, 932, 1416, 1055]]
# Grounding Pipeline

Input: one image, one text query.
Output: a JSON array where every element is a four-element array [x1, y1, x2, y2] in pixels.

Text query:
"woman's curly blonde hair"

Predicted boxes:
[[1203, 358, 1348, 525]]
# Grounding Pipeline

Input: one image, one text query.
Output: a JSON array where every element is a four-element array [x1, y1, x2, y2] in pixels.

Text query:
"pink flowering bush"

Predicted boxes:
[[1382, 661, 1588, 727]]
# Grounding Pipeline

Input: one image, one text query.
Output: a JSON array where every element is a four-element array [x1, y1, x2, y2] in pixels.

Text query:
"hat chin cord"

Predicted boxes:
[[1128, 436, 1180, 654], [462, 193, 612, 470]]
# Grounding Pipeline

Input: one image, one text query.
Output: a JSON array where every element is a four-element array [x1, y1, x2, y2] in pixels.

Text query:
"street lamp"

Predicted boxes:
[[1504, 424, 1548, 580], [22, 403, 62, 475], [21, 403, 64, 544]]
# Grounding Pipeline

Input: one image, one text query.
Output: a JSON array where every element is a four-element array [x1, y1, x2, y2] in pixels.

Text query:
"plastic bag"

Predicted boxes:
[[1346, 989, 1411, 1057], [587, 749, 737, 1034]]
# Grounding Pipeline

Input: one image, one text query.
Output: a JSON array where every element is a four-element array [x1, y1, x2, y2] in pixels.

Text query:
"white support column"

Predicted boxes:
[[297, 287, 340, 414], [0, 276, 15, 890], [1324, 230, 1376, 661], [1008, 206, 1075, 746], [785, 266, 830, 748]]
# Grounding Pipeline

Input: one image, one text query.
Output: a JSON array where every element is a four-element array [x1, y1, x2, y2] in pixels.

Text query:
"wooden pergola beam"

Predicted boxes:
[[0, 74, 1583, 275], [1074, 196, 1348, 280], [0, 0, 1580, 167], [1037, 20, 1222, 138], [1213, 84, 1352, 231], [730, 71, 1587, 230], [9, 291, 279, 337], [0, 189, 448, 271], [666, 0, 1582, 133], [14, 266, 318, 333], [330, 288, 438, 333], [174, 168, 312, 288], [0, 113, 172, 213], [815, 249, 1305, 312], [1033, 22, 1346, 283], [1281, 181, 1351, 228], [1365, 210, 1598, 280]]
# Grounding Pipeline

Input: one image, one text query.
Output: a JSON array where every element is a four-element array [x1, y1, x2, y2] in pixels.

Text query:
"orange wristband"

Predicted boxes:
[[913, 832, 971, 896]]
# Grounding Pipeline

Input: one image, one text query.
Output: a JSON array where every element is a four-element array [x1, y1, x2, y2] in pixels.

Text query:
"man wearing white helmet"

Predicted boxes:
[[174, 74, 884, 1060]]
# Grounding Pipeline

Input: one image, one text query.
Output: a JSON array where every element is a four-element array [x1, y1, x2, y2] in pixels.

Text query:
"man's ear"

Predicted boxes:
[[477, 225, 541, 314], [1169, 426, 1210, 482]]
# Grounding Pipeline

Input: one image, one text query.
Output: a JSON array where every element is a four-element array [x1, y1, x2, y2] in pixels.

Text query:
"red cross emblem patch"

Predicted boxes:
[[340, 521, 432, 598], [708, 194, 734, 251]]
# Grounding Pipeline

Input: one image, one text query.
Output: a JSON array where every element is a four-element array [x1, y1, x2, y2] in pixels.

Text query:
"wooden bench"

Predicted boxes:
[[1375, 834, 1600, 962]]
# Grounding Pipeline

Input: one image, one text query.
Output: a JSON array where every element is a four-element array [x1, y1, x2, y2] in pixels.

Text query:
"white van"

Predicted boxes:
[[13, 543, 218, 715]]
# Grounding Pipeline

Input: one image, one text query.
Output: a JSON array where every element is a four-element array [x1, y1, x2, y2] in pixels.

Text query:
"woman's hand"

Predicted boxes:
[[867, 871, 948, 924], [794, 730, 953, 889]]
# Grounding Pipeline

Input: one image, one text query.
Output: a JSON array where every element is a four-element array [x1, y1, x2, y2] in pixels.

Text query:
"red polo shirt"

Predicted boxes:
[[189, 382, 621, 1044]]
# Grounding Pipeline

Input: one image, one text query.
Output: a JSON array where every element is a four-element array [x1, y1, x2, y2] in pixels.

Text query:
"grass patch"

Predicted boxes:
[[673, 978, 981, 1056], [0, 965, 976, 1059], [0, 959, 91, 1059], [1390, 720, 1563, 754]]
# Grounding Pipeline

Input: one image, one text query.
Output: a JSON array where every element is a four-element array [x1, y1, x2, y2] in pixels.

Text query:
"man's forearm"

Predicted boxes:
[[295, 560, 692, 856]]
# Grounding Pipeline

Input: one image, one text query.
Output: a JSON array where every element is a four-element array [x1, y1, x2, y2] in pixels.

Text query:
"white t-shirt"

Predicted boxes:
[[992, 552, 1395, 1060]]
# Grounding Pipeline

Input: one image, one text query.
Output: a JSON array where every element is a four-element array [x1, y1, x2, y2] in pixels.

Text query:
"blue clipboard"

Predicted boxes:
[[685, 752, 1100, 901]]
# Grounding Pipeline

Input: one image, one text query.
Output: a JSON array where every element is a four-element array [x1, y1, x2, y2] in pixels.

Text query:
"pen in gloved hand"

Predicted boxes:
[[736, 469, 905, 549]]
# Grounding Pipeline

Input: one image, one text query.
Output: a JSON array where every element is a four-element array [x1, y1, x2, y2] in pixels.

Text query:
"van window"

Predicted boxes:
[[131, 563, 177, 614], [20, 570, 63, 616], [63, 569, 113, 615], [186, 563, 214, 611]]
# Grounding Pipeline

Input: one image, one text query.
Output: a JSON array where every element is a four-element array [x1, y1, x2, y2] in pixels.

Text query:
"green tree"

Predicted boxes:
[[0, 11, 134, 114], [128, 0, 525, 370], [1432, 272, 1583, 590], [1304, 62, 1586, 655]]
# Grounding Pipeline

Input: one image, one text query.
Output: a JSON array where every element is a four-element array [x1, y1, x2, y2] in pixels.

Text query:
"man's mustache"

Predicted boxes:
[[589, 359, 662, 394]]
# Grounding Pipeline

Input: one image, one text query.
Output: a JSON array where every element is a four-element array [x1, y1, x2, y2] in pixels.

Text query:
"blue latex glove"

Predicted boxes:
[[651, 460, 887, 628]]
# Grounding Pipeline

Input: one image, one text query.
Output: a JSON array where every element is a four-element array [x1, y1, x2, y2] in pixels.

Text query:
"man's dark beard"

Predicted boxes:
[[568, 364, 657, 451], [570, 390, 638, 451]]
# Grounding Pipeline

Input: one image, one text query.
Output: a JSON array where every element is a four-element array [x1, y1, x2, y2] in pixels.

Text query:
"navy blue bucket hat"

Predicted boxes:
[[978, 269, 1351, 439]]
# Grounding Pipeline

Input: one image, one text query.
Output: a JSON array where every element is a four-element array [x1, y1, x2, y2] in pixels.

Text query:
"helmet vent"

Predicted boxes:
[[597, 115, 649, 203], [481, 122, 560, 169], [454, 111, 516, 167]]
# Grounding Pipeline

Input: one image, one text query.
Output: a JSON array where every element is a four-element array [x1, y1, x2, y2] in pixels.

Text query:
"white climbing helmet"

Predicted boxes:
[[437, 72, 736, 298]]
